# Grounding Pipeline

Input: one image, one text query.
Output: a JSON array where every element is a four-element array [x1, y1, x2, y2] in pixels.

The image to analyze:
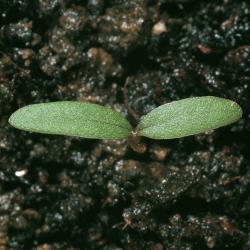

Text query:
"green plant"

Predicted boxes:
[[9, 96, 242, 152]]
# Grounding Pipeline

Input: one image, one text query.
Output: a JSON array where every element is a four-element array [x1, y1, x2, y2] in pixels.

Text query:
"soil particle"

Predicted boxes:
[[59, 7, 88, 34], [37, 0, 61, 15], [149, 145, 171, 161], [98, 1, 152, 55], [86, 47, 124, 78], [87, 0, 105, 16], [3, 19, 33, 45], [39, 27, 84, 76]]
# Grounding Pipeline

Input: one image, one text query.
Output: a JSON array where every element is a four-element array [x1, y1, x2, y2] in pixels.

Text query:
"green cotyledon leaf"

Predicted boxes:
[[137, 96, 242, 139], [9, 101, 132, 139]]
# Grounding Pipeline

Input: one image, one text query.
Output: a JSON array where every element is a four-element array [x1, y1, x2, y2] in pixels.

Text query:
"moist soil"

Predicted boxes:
[[0, 0, 250, 249]]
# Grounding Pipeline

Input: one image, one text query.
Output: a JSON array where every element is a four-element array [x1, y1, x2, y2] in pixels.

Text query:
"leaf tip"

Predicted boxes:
[[9, 110, 18, 127], [232, 101, 243, 119], [8, 108, 24, 130]]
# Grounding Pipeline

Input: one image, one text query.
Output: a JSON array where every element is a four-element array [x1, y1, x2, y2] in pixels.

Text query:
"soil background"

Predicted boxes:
[[0, 0, 250, 249]]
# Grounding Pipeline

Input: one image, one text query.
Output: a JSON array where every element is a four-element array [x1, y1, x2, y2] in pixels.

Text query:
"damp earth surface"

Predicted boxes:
[[0, 0, 250, 249]]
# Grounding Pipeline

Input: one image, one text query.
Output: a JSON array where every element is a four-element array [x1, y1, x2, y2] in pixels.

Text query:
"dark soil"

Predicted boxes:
[[0, 0, 250, 249]]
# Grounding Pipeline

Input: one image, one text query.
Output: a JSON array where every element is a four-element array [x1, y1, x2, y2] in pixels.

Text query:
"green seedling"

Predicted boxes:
[[9, 96, 242, 152]]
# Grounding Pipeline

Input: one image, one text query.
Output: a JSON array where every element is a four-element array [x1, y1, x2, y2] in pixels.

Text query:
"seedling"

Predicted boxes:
[[9, 96, 242, 152]]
